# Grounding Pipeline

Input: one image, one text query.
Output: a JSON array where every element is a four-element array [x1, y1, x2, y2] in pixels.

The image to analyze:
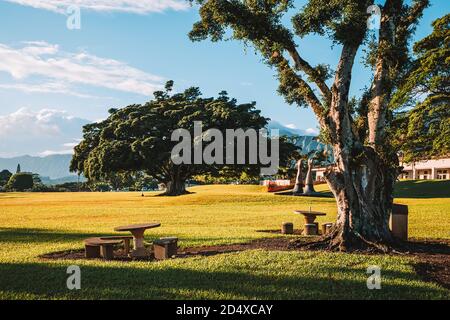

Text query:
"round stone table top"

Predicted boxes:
[[114, 222, 161, 232], [294, 210, 326, 217]]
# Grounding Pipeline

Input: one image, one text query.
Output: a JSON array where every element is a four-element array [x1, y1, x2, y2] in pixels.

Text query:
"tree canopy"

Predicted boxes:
[[71, 81, 297, 195], [391, 14, 450, 162]]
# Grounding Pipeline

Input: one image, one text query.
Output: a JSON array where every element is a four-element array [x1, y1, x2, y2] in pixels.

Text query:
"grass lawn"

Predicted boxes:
[[0, 181, 449, 299]]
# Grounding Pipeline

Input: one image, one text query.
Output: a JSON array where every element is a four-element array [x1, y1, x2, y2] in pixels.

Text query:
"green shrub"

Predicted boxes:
[[0, 170, 13, 187], [6, 173, 34, 191]]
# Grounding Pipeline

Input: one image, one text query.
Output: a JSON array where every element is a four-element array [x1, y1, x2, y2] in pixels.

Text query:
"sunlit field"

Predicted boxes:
[[0, 181, 449, 299]]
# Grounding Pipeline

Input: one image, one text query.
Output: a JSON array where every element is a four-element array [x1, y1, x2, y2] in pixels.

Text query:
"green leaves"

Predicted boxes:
[[189, 0, 294, 58], [391, 14, 450, 162], [5, 173, 34, 192], [292, 0, 370, 45]]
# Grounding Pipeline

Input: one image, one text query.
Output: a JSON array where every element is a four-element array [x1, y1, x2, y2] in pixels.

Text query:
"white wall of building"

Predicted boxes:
[[313, 158, 450, 181], [401, 158, 450, 180]]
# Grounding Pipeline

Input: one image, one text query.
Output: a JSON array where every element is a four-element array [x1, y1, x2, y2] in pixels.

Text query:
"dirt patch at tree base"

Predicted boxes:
[[406, 238, 450, 290], [256, 229, 304, 235], [413, 254, 450, 290], [39, 237, 299, 262], [39, 237, 449, 290]]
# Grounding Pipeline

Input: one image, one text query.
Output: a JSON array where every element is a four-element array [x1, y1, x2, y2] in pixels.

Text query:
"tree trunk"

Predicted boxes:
[[292, 159, 304, 195], [324, 147, 397, 252], [320, 44, 398, 252], [163, 178, 187, 196], [303, 159, 316, 195]]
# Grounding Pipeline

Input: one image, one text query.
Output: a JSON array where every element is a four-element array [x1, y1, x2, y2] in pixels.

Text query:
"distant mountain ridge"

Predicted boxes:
[[267, 120, 316, 137], [267, 121, 330, 155], [0, 154, 74, 179]]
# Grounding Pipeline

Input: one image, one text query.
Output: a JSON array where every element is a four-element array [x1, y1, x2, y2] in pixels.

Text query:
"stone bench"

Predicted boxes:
[[153, 237, 178, 260], [390, 204, 408, 240], [84, 237, 122, 260], [321, 223, 333, 235], [281, 222, 294, 234]]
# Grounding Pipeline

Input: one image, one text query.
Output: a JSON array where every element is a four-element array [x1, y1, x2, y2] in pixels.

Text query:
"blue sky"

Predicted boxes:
[[0, 0, 448, 157]]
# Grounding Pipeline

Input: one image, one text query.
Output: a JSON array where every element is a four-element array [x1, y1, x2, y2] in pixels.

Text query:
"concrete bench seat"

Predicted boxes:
[[100, 236, 133, 254], [281, 222, 294, 234], [84, 237, 121, 260], [153, 237, 178, 260], [321, 223, 333, 235]]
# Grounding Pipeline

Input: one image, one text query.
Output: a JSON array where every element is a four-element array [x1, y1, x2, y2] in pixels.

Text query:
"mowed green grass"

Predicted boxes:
[[0, 181, 449, 299]]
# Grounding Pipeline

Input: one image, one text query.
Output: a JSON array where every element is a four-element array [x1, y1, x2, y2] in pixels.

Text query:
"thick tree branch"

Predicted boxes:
[[368, 0, 428, 146], [368, 0, 403, 146], [328, 44, 359, 163], [190, 0, 331, 108], [276, 55, 327, 127], [286, 46, 332, 106]]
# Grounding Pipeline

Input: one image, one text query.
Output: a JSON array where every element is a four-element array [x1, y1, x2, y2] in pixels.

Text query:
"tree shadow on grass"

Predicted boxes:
[[0, 194, 27, 199], [270, 180, 450, 199], [274, 189, 334, 198], [0, 261, 447, 300], [394, 180, 450, 199], [0, 227, 252, 248], [0, 227, 127, 244]]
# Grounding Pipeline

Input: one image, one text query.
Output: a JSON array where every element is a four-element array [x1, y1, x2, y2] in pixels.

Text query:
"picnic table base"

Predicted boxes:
[[114, 222, 161, 258], [130, 230, 150, 257], [303, 223, 317, 236], [130, 247, 150, 258]]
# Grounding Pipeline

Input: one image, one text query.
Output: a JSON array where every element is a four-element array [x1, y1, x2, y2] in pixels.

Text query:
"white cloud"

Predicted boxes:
[[305, 128, 319, 135], [39, 148, 75, 157], [0, 108, 61, 137], [0, 41, 165, 96], [0, 108, 86, 137], [0, 81, 106, 99], [282, 122, 319, 135], [0, 108, 89, 157], [5, 0, 190, 14], [62, 141, 81, 148], [38, 140, 83, 156]]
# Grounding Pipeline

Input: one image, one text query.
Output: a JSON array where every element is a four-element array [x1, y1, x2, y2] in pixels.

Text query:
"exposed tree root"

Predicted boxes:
[[288, 233, 450, 255], [288, 231, 399, 254]]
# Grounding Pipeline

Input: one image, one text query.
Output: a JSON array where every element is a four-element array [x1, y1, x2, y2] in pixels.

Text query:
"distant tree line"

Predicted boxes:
[[0, 164, 161, 193]]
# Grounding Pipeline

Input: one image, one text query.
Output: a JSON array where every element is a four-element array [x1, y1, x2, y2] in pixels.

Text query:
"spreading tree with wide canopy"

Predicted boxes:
[[187, 0, 435, 251], [71, 82, 297, 196], [391, 14, 450, 163]]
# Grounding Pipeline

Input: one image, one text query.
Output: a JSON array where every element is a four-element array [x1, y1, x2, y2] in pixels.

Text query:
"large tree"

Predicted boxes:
[[188, 0, 432, 251], [71, 82, 295, 196], [391, 14, 450, 163]]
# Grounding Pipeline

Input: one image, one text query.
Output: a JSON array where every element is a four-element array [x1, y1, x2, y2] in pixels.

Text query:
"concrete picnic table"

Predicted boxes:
[[114, 222, 161, 257], [294, 210, 326, 224], [294, 210, 327, 236]]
